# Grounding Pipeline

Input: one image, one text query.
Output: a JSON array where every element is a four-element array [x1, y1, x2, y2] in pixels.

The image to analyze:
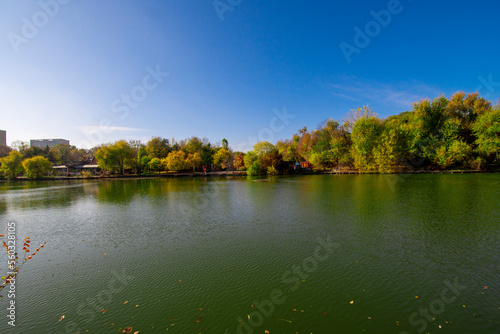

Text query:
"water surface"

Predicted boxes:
[[0, 174, 498, 333]]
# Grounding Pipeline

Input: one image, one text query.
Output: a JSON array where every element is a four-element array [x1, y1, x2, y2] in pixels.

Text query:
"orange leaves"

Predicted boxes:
[[0, 234, 46, 298]]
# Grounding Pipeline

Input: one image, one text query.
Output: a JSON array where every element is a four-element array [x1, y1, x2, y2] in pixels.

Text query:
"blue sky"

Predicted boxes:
[[1, 0, 499, 150]]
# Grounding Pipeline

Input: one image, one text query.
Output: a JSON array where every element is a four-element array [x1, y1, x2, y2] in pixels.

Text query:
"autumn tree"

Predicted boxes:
[[0, 151, 24, 179], [213, 148, 232, 170], [163, 150, 186, 171], [22, 156, 53, 179], [185, 153, 203, 171], [233, 152, 245, 170]]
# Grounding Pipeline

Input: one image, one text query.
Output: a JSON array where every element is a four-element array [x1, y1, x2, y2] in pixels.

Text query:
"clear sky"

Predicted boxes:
[[1, 0, 499, 150]]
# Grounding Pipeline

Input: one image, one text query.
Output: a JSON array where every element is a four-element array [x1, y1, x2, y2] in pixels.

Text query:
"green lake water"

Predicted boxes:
[[0, 174, 499, 333]]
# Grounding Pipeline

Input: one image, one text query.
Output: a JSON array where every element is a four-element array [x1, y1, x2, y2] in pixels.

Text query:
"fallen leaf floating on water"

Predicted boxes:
[[122, 326, 133, 333], [101, 309, 108, 313], [350, 300, 354, 304], [483, 286, 488, 289], [59, 315, 65, 321], [265, 331, 270, 333], [123, 301, 128, 304]]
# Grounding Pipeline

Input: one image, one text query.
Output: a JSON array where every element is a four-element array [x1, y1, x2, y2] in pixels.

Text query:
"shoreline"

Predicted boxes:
[[1, 169, 499, 182]]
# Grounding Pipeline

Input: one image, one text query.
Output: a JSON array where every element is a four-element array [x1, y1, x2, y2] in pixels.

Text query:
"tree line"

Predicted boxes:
[[1, 92, 499, 179]]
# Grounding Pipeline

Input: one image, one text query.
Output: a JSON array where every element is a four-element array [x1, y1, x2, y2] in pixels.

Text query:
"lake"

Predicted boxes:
[[0, 174, 499, 333]]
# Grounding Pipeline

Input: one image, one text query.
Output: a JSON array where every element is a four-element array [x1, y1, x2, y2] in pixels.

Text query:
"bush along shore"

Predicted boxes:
[[1, 92, 499, 181]]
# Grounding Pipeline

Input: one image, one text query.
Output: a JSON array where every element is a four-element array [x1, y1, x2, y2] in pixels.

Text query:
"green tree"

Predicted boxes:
[[183, 137, 204, 155], [350, 115, 383, 171], [148, 158, 162, 174], [20, 146, 45, 160], [201, 143, 214, 166], [22, 156, 52, 179], [95, 140, 136, 174], [146, 137, 170, 159], [472, 108, 500, 161], [244, 150, 261, 175], [0, 151, 24, 179], [53, 144, 70, 164], [244, 151, 257, 169], [247, 161, 261, 176], [373, 117, 410, 172]]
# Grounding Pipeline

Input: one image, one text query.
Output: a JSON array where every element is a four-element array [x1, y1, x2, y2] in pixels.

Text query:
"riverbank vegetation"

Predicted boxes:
[[1, 92, 499, 179]]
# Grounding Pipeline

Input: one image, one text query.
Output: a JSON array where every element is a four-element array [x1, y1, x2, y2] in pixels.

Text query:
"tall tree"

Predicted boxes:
[[350, 115, 383, 171]]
